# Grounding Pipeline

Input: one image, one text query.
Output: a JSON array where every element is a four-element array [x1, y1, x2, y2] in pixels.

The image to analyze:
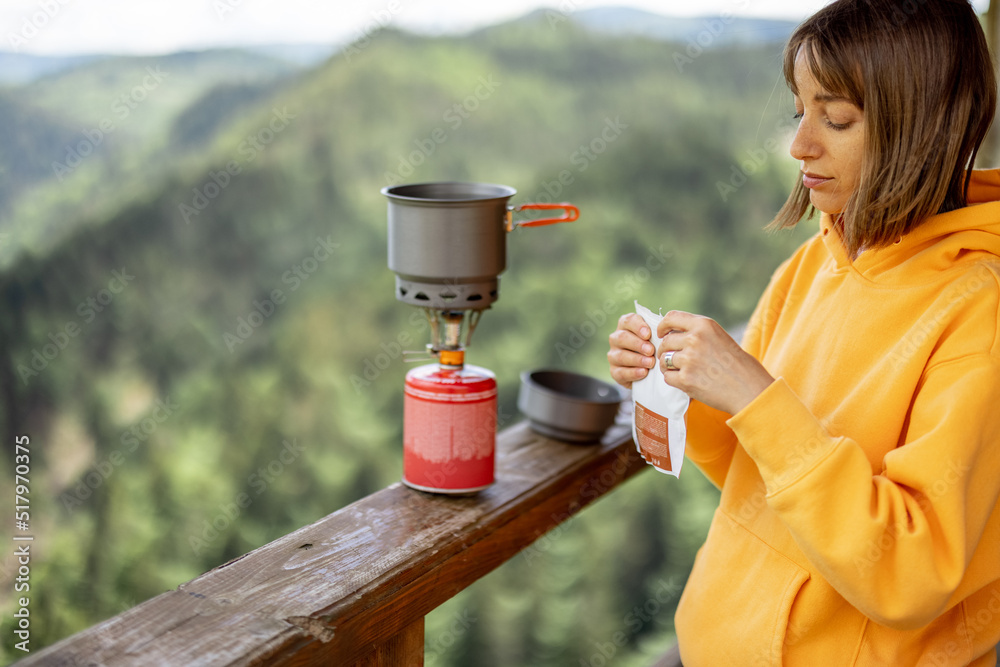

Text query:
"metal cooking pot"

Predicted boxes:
[[383, 181, 578, 310]]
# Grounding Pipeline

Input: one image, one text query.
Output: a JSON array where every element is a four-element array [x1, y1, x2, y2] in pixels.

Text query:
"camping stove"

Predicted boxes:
[[383, 181, 578, 494]]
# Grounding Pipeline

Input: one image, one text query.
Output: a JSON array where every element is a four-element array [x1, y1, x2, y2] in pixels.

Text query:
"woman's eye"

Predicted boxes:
[[792, 112, 804, 120], [825, 119, 851, 131]]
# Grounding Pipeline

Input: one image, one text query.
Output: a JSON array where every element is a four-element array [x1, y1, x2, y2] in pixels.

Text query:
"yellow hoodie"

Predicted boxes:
[[675, 170, 1000, 666]]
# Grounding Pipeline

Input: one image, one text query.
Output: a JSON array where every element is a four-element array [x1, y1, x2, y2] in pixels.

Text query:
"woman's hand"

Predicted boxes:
[[608, 313, 657, 389], [657, 311, 774, 415]]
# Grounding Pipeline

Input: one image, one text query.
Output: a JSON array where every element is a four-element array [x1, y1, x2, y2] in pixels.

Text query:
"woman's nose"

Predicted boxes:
[[789, 117, 820, 162]]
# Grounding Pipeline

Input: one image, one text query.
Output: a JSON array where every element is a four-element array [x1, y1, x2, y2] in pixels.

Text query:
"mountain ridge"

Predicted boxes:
[[0, 5, 797, 85]]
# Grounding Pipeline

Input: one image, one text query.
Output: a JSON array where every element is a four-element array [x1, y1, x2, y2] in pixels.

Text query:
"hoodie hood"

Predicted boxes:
[[820, 169, 1000, 284]]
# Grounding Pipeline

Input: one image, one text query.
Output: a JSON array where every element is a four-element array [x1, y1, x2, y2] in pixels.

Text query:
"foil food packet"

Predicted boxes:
[[631, 301, 690, 477]]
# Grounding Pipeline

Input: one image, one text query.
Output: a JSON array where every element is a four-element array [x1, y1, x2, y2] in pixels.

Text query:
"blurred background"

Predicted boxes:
[[0, 1, 992, 665]]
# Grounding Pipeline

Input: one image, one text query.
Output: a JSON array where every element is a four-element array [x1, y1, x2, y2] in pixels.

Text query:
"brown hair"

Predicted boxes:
[[769, 0, 997, 257]]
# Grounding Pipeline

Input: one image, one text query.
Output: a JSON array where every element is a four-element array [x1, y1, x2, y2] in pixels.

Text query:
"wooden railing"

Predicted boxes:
[[20, 411, 659, 665]]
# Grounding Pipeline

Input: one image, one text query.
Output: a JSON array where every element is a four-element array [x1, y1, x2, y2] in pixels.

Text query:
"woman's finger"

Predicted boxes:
[[608, 346, 656, 369], [660, 349, 682, 373], [656, 310, 698, 338], [610, 327, 655, 357], [617, 313, 651, 339]]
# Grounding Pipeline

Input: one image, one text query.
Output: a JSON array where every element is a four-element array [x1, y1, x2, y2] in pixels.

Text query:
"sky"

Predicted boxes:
[[4, 0, 989, 56]]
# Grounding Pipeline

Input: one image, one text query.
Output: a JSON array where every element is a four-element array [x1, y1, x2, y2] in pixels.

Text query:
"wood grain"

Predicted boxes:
[[23, 413, 646, 666]]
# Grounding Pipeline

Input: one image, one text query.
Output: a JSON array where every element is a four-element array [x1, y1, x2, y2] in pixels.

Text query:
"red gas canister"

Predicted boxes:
[[402, 363, 497, 494]]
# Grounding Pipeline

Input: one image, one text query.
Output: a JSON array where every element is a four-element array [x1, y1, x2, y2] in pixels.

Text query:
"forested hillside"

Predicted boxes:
[[0, 12, 813, 665]]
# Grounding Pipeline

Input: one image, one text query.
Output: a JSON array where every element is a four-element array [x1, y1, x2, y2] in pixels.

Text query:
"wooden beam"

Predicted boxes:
[[990, 1, 1000, 64], [22, 416, 645, 665], [349, 618, 424, 667], [649, 643, 683, 667], [983, 1, 1000, 167]]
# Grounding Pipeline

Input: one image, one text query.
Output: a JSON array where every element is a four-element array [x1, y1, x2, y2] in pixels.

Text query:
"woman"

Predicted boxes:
[[608, 0, 1000, 664]]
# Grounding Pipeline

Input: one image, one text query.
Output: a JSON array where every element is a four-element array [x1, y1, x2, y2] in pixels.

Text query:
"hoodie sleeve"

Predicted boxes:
[[727, 355, 1000, 630], [683, 400, 736, 488], [684, 256, 795, 489]]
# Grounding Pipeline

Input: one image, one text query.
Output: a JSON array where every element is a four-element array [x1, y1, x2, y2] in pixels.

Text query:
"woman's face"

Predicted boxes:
[[789, 49, 866, 216]]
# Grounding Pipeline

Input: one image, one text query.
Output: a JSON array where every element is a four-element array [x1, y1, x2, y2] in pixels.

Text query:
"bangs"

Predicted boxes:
[[782, 33, 865, 109]]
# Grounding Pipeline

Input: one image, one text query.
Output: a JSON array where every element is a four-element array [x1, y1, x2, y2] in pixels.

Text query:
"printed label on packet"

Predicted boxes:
[[635, 402, 671, 471], [631, 301, 690, 477]]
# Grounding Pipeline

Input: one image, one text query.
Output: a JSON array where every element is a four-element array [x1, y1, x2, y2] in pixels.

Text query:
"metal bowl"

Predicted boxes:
[[518, 369, 626, 443]]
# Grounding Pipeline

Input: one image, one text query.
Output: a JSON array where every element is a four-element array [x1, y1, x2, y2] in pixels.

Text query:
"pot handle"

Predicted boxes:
[[506, 203, 580, 231]]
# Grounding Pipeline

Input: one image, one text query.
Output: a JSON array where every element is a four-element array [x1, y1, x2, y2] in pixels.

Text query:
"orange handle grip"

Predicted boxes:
[[513, 202, 580, 228]]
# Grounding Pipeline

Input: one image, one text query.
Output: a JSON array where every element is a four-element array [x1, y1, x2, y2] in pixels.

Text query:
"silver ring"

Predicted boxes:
[[664, 351, 677, 371]]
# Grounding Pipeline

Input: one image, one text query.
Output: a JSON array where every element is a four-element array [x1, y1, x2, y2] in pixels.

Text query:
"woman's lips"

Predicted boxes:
[[802, 173, 832, 189]]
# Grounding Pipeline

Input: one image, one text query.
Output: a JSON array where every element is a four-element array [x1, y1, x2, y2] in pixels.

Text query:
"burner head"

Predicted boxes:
[[394, 276, 498, 310]]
